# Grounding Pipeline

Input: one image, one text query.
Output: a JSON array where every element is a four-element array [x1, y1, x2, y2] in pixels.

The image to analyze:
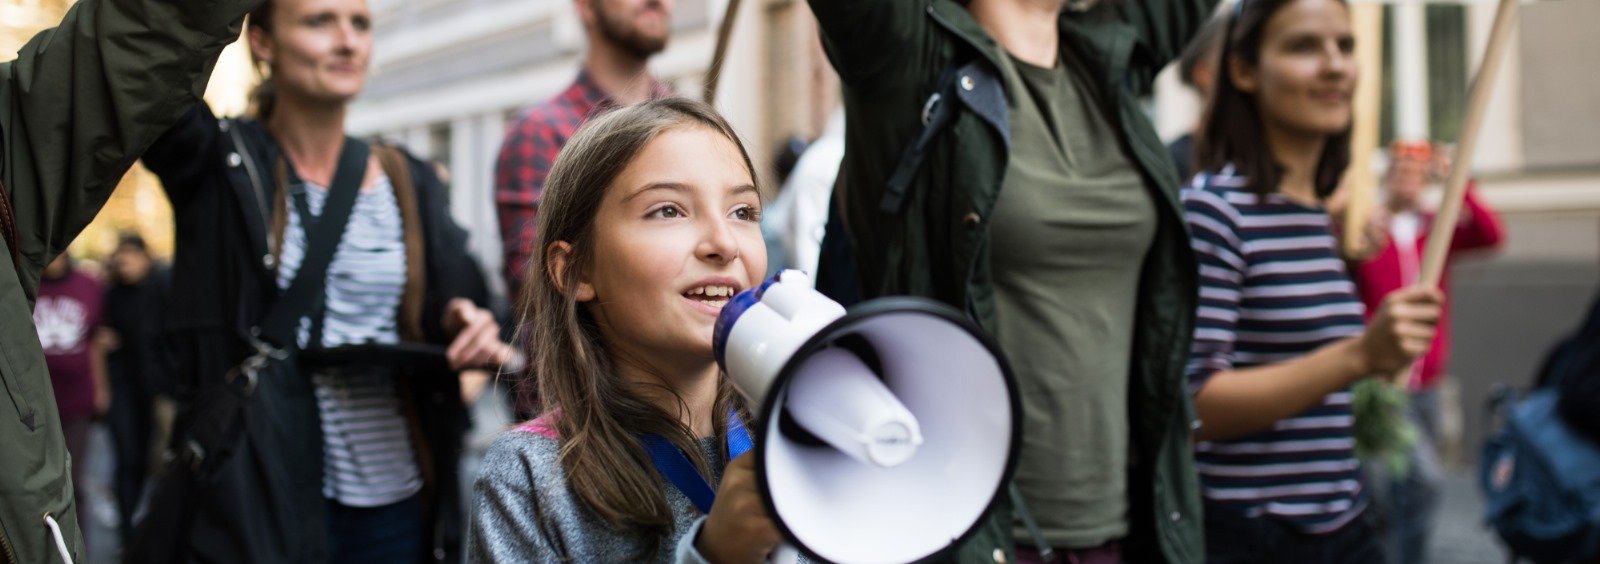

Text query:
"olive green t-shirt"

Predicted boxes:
[[989, 53, 1156, 549]]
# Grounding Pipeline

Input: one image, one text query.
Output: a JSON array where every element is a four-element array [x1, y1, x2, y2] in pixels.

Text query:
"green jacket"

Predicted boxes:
[[0, 0, 258, 561], [807, 0, 1212, 561]]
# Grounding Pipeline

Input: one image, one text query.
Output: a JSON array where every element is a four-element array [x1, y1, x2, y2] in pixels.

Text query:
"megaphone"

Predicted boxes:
[[713, 270, 1020, 564]]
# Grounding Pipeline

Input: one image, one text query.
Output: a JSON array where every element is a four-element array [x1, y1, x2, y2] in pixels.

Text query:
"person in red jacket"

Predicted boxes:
[[1355, 140, 1505, 564]]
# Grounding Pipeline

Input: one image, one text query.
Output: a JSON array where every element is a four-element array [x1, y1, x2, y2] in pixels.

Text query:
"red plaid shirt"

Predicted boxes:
[[494, 71, 672, 295]]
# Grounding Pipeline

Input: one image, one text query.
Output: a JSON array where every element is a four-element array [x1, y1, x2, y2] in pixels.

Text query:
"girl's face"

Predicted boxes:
[[579, 125, 766, 366], [250, 0, 373, 105], [1234, 0, 1357, 138]]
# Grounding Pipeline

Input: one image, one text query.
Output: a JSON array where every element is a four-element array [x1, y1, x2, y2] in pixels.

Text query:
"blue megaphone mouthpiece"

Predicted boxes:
[[713, 272, 786, 370]]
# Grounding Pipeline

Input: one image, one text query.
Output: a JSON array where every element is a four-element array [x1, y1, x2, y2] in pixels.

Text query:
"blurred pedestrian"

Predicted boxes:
[[101, 233, 173, 547], [0, 0, 259, 559], [763, 111, 842, 278], [131, 0, 510, 559], [33, 253, 109, 550], [1183, 0, 1443, 560]]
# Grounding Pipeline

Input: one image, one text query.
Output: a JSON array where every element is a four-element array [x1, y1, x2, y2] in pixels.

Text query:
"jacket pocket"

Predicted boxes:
[[0, 347, 36, 430]]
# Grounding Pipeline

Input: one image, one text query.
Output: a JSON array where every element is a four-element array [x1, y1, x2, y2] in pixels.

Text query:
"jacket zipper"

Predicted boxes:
[[1, 524, 17, 564]]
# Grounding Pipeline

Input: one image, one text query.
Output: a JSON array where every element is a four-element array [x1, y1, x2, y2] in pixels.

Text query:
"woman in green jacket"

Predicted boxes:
[[807, 0, 1213, 561], [0, 0, 260, 561]]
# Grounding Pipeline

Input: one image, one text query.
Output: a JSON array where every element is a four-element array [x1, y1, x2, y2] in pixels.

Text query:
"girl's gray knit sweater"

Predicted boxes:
[[467, 423, 718, 563]]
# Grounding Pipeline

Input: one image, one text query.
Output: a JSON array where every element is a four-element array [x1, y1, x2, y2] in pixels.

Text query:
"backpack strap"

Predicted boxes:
[[880, 61, 966, 214], [373, 145, 427, 342], [255, 137, 371, 351], [818, 56, 975, 304]]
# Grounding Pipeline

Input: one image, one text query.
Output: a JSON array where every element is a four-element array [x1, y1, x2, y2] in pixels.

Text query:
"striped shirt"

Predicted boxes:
[[277, 174, 423, 508], [1181, 167, 1368, 534]]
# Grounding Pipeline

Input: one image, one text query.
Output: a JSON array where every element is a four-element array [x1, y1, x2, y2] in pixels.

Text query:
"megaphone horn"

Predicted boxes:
[[714, 270, 1021, 564]]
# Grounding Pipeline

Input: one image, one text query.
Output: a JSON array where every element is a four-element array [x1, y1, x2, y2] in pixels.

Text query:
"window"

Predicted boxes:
[[1379, 4, 1470, 145]]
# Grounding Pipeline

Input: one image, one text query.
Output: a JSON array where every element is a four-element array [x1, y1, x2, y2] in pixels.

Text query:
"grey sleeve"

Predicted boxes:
[[467, 431, 737, 563], [468, 433, 567, 563], [670, 517, 714, 564]]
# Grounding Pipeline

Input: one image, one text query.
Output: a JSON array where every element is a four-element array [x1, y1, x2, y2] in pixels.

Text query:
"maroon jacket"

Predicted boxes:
[[1355, 185, 1505, 390]]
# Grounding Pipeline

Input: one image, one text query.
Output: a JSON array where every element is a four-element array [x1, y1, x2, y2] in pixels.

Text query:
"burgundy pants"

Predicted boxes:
[[61, 415, 91, 539]]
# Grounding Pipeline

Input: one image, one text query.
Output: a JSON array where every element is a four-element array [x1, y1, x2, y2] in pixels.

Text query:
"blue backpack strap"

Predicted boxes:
[[641, 410, 754, 514], [727, 412, 752, 459]]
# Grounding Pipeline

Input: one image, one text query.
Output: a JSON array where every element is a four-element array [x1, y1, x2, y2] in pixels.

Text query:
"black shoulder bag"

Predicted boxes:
[[128, 138, 371, 564]]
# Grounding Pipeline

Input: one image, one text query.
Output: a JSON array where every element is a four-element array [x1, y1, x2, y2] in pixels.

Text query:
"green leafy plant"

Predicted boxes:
[[1352, 379, 1418, 477]]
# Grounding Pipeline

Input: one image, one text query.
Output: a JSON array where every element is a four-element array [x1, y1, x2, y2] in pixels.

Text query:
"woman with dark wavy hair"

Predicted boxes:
[[1183, 0, 1442, 560]]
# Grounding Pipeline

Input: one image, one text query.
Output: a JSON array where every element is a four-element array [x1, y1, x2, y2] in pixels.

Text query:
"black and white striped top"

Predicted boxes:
[[276, 174, 423, 508], [1181, 167, 1368, 534]]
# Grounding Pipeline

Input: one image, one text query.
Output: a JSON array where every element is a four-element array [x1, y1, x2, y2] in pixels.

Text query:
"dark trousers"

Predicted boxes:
[[1204, 505, 1387, 564], [108, 379, 152, 545], [325, 493, 423, 563]]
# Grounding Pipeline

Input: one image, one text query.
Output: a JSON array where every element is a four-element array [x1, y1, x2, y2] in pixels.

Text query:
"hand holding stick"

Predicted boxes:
[[1389, 0, 1519, 386]]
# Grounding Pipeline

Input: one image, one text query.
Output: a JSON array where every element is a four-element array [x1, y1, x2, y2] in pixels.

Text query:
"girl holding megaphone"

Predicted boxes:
[[470, 98, 789, 563]]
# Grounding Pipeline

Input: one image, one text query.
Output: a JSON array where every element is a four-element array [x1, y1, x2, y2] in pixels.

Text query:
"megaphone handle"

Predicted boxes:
[[770, 543, 800, 564]]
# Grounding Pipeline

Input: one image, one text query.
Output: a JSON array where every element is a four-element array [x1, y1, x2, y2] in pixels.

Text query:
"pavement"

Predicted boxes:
[[1430, 472, 1511, 564]]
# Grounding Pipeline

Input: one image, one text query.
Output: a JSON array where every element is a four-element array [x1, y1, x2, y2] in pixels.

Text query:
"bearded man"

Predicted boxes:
[[494, 0, 675, 306]]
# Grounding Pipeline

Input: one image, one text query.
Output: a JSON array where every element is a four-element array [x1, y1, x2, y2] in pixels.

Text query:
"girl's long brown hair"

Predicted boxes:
[[517, 97, 755, 553], [1196, 0, 1352, 199]]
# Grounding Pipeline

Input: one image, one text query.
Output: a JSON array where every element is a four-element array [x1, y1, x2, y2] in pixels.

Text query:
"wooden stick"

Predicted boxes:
[[703, 0, 744, 106], [1340, 2, 1386, 259], [1390, 0, 1519, 386]]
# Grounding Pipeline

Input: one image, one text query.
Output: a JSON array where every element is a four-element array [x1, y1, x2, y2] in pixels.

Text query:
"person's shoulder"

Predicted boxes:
[[484, 416, 563, 468], [1183, 167, 1251, 205], [479, 421, 564, 490], [505, 87, 587, 139], [485, 425, 559, 457], [1182, 167, 1257, 237], [373, 142, 437, 181], [71, 269, 105, 291]]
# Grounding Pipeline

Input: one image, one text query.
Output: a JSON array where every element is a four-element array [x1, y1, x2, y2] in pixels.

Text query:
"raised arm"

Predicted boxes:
[[1, 0, 260, 286], [806, 0, 928, 86], [141, 103, 227, 206], [1450, 183, 1505, 253], [1115, 0, 1221, 95]]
